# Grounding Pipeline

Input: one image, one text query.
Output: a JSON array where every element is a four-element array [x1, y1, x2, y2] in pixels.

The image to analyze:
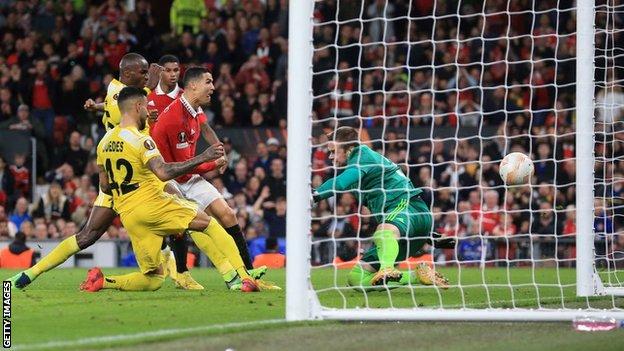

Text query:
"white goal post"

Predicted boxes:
[[287, 0, 624, 321]]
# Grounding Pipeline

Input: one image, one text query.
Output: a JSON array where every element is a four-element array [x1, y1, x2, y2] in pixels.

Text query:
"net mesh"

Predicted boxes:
[[308, 0, 624, 311], [595, 0, 624, 292]]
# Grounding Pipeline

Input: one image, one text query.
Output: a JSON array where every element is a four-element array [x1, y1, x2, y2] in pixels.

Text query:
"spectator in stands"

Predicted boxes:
[[252, 142, 272, 172], [264, 158, 286, 201], [225, 159, 249, 195], [0, 156, 14, 206], [532, 202, 560, 236], [562, 205, 576, 236], [20, 59, 56, 138], [481, 190, 502, 235], [0, 205, 16, 238], [244, 176, 262, 204], [11, 156, 29, 189], [266, 137, 280, 159], [34, 222, 48, 240], [0, 104, 44, 137], [235, 55, 270, 92], [32, 181, 71, 223], [58, 131, 89, 176], [222, 137, 241, 170], [264, 196, 286, 238], [0, 220, 13, 239], [9, 197, 30, 230], [170, 0, 207, 35], [0, 231, 34, 268], [19, 220, 34, 239], [252, 236, 285, 269]]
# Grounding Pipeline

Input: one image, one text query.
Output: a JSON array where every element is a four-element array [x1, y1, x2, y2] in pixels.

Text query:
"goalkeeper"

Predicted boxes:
[[312, 127, 451, 289]]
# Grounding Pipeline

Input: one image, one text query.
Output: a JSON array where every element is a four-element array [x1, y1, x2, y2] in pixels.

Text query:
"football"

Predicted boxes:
[[499, 152, 534, 185]]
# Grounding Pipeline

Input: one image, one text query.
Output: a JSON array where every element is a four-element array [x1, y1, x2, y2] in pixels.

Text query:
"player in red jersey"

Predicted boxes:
[[152, 67, 278, 290], [147, 55, 183, 125]]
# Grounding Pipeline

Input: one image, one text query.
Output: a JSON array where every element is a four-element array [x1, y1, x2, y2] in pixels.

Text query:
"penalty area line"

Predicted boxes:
[[12, 319, 287, 350]]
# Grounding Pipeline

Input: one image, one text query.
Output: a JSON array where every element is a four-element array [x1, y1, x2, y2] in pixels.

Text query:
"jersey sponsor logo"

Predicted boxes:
[[144, 139, 156, 150], [176, 142, 189, 149], [103, 140, 124, 153]]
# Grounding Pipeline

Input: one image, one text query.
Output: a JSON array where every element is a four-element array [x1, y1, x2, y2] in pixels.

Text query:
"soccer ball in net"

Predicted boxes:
[[499, 152, 534, 185]]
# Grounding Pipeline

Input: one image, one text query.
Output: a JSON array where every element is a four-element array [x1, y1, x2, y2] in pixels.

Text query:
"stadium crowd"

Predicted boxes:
[[0, 0, 290, 263], [309, 0, 623, 266], [0, 0, 622, 267]]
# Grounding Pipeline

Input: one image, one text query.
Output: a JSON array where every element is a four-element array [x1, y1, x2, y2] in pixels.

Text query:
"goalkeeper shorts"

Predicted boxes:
[[362, 196, 433, 270]]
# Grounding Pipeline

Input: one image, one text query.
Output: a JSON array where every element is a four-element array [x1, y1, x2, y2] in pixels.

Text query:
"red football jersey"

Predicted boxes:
[[147, 84, 183, 117], [151, 95, 215, 183]]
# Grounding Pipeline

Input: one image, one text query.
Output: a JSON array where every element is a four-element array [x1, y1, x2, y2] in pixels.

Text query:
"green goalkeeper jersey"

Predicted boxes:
[[315, 145, 423, 220]]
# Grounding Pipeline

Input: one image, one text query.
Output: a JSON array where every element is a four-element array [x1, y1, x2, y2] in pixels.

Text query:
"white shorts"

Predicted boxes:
[[169, 175, 223, 211]]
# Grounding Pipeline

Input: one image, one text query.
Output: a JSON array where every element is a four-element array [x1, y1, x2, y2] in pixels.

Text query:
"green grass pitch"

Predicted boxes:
[[4, 267, 624, 351]]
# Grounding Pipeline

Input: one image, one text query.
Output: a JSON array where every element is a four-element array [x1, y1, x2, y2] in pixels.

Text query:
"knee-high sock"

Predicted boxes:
[[373, 229, 399, 269], [189, 231, 236, 281], [26, 235, 80, 280], [225, 225, 253, 270], [103, 272, 164, 291], [195, 219, 249, 279], [169, 235, 189, 274]]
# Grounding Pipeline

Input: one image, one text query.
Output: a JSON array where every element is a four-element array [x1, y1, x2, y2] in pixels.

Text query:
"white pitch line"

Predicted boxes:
[[12, 319, 287, 351]]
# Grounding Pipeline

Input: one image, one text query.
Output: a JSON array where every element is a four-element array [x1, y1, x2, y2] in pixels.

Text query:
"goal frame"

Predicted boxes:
[[286, 0, 624, 321]]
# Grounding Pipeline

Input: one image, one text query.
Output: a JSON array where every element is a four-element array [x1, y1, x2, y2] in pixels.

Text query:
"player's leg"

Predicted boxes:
[[95, 236, 166, 292], [204, 199, 270, 282], [8, 191, 116, 289], [367, 222, 404, 285], [81, 199, 180, 292], [169, 177, 241, 287], [81, 239, 166, 292], [347, 246, 438, 291], [187, 209, 258, 292], [205, 198, 256, 272], [162, 182, 203, 289], [181, 176, 270, 286], [402, 196, 449, 288]]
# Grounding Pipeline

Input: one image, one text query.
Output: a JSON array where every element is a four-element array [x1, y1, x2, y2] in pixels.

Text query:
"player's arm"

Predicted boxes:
[[84, 98, 105, 112], [200, 121, 220, 145], [145, 64, 163, 91], [147, 143, 225, 181], [313, 166, 360, 202], [97, 165, 112, 195]]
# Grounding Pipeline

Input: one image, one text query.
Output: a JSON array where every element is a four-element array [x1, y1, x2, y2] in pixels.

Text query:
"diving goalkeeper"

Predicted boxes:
[[312, 127, 451, 289]]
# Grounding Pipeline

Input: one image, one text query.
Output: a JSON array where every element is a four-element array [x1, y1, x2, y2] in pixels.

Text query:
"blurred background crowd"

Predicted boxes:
[[0, 0, 622, 267]]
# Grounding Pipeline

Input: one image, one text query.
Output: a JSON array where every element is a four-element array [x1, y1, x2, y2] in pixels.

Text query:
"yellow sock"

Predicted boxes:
[[27, 235, 80, 278], [189, 232, 236, 281], [102, 272, 164, 291], [195, 219, 249, 279]]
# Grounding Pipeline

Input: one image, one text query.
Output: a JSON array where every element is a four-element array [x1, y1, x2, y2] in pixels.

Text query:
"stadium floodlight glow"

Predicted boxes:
[[287, 0, 624, 321]]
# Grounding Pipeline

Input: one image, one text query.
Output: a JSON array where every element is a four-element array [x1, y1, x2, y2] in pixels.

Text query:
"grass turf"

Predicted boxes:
[[4, 267, 623, 350]]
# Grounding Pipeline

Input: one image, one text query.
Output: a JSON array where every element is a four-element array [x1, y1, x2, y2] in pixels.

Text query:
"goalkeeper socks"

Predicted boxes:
[[347, 265, 375, 287], [202, 219, 250, 279], [373, 229, 399, 269], [399, 271, 419, 285], [188, 231, 236, 279], [225, 224, 253, 270], [169, 234, 189, 273], [348, 266, 417, 289], [26, 235, 80, 279], [103, 272, 164, 291]]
